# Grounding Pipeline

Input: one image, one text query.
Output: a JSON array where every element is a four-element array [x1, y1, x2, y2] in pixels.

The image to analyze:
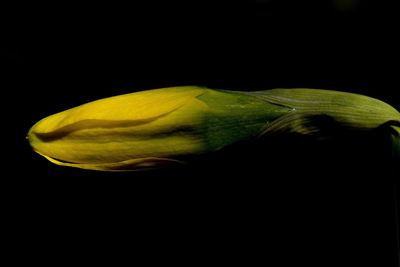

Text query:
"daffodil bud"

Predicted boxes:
[[28, 86, 400, 171], [28, 86, 289, 171]]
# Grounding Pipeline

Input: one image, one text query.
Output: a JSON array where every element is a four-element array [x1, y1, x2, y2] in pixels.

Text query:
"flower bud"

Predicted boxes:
[[28, 86, 289, 171], [28, 86, 400, 171]]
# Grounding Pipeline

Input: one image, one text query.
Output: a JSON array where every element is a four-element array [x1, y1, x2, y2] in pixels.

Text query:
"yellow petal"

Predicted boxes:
[[31, 86, 206, 135], [37, 150, 185, 172]]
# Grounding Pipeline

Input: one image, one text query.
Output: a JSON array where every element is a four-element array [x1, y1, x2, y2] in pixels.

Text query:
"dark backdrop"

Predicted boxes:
[[2, 0, 399, 265]]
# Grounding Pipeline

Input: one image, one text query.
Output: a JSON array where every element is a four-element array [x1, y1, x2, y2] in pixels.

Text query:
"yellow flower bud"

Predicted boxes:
[[28, 86, 400, 171], [28, 87, 207, 170], [28, 86, 288, 171]]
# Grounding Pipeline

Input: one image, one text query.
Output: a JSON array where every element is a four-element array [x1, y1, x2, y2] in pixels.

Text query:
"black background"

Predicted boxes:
[[2, 0, 399, 265]]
